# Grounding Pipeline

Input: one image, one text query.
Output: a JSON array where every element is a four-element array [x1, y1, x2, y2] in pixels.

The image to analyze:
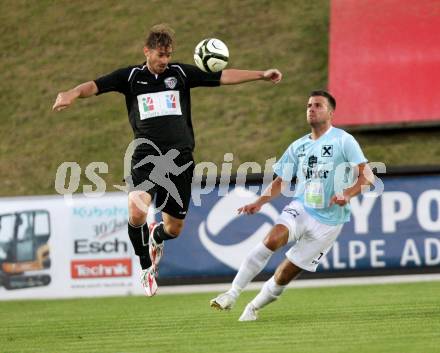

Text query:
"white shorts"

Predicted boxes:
[[275, 200, 343, 272]]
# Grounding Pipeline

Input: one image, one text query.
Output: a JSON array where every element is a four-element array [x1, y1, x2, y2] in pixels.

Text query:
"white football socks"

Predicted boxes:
[[251, 276, 286, 309], [228, 242, 274, 298]]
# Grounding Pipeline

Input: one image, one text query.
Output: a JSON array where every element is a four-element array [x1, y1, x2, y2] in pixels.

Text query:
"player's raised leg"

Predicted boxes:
[[127, 191, 157, 296], [210, 224, 289, 310], [145, 214, 181, 295]]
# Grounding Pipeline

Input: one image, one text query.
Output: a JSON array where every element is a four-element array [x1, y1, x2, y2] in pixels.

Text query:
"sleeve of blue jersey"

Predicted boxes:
[[342, 134, 368, 165], [272, 144, 298, 181]]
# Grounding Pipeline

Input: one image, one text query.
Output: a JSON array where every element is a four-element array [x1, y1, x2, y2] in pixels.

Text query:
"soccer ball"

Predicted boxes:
[[194, 38, 229, 73]]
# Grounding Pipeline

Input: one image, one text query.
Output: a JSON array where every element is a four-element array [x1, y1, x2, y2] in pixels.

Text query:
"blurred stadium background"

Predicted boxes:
[[1, 0, 439, 352]]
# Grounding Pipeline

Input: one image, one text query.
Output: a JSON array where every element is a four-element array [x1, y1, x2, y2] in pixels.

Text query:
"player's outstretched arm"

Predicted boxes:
[[220, 69, 282, 85], [238, 176, 285, 215], [52, 81, 98, 111]]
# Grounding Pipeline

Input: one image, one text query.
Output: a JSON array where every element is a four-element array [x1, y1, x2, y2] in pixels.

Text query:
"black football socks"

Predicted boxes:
[[128, 222, 152, 269]]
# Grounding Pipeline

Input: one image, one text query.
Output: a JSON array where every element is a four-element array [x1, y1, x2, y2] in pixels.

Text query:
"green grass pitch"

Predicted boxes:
[[1, 281, 439, 353]]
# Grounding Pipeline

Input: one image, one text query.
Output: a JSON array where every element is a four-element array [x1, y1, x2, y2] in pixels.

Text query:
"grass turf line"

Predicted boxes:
[[1, 281, 439, 353]]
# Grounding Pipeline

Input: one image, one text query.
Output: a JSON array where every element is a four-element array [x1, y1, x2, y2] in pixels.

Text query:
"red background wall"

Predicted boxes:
[[329, 0, 440, 127]]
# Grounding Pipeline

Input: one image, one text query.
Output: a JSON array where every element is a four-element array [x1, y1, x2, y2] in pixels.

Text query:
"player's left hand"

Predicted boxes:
[[263, 69, 282, 84], [329, 194, 350, 207]]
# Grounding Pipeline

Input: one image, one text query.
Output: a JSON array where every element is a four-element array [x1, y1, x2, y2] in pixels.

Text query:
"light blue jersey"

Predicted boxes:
[[273, 127, 367, 225]]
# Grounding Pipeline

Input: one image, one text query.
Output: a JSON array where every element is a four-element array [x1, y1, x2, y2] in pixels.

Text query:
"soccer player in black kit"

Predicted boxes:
[[53, 24, 282, 296]]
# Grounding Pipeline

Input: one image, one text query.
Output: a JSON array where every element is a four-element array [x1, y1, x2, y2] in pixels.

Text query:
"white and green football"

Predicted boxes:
[[194, 38, 229, 72]]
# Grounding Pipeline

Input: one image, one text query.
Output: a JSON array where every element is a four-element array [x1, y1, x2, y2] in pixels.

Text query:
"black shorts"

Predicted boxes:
[[128, 152, 195, 219]]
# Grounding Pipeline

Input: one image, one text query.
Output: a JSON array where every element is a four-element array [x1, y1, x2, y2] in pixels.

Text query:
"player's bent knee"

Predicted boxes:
[[129, 212, 145, 227], [128, 191, 150, 212], [128, 192, 150, 226], [128, 204, 147, 220], [164, 221, 183, 237], [263, 224, 289, 251]]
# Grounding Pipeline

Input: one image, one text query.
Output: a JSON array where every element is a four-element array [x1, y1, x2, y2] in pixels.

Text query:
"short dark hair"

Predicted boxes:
[[310, 90, 336, 110], [145, 24, 175, 49]]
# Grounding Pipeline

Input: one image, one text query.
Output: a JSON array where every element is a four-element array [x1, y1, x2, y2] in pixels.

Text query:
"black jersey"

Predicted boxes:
[[94, 63, 221, 156]]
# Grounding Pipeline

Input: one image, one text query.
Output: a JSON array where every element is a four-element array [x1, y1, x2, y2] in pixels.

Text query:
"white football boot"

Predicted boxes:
[[210, 292, 236, 310], [238, 303, 258, 321], [140, 266, 158, 297]]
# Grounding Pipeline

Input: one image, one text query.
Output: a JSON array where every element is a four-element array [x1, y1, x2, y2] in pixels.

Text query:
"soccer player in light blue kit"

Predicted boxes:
[[211, 90, 373, 321]]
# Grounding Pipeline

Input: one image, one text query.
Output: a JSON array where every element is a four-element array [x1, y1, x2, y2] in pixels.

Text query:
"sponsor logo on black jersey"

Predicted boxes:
[[164, 77, 178, 89]]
